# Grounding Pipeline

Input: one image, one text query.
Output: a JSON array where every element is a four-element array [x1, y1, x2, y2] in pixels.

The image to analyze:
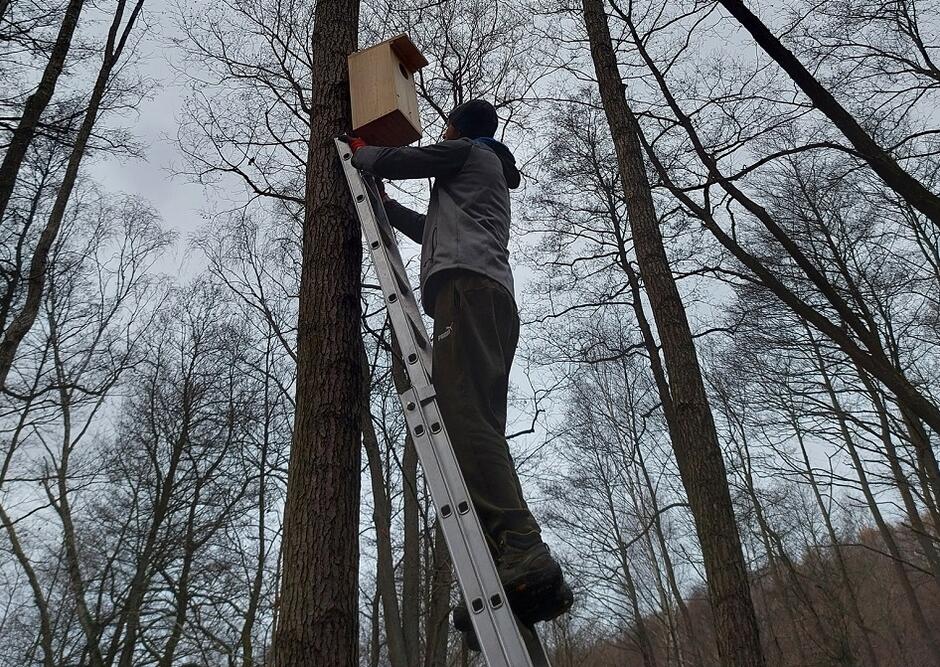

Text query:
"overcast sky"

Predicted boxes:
[[87, 1, 215, 274]]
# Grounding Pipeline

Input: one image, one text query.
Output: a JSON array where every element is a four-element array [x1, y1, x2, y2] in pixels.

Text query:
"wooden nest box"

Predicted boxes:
[[349, 34, 428, 147]]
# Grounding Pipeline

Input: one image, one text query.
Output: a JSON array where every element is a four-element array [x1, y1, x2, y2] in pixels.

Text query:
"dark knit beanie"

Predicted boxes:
[[447, 100, 498, 139]]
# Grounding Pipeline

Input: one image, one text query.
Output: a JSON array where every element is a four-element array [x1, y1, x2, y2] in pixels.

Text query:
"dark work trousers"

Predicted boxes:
[[430, 270, 541, 553]]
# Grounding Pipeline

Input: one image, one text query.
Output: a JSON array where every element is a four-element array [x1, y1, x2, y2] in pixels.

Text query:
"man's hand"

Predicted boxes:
[[348, 136, 367, 153]]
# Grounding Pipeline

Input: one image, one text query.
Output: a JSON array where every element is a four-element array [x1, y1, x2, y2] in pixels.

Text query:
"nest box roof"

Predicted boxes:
[[388, 34, 428, 72], [354, 34, 428, 73]]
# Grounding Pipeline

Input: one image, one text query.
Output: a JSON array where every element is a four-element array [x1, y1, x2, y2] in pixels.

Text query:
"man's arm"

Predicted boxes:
[[352, 139, 472, 180], [384, 198, 425, 244]]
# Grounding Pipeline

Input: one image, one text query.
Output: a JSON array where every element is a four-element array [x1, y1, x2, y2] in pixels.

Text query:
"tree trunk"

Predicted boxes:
[[581, 1, 765, 664], [641, 526, 680, 667], [614, 192, 704, 666], [623, 10, 940, 439], [0, 0, 84, 223], [390, 339, 421, 665], [859, 372, 940, 587], [158, 490, 199, 667], [634, 443, 704, 667], [368, 590, 381, 667], [401, 436, 421, 665], [809, 336, 940, 663], [424, 522, 452, 667], [789, 413, 880, 667], [0, 152, 52, 352], [273, 0, 361, 662], [617, 545, 658, 667], [49, 342, 104, 667], [899, 407, 940, 524], [239, 335, 275, 667], [0, 504, 55, 667], [115, 398, 190, 667], [713, 387, 830, 662], [360, 345, 408, 667], [736, 459, 813, 665]]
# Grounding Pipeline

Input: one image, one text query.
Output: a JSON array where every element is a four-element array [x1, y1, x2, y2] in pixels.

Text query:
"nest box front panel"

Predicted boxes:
[[349, 36, 425, 147]]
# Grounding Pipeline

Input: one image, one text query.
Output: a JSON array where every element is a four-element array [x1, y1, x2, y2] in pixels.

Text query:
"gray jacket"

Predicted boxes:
[[352, 137, 520, 317]]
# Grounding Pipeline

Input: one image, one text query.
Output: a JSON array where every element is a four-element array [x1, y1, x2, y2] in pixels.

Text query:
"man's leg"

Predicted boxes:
[[431, 270, 539, 545], [432, 271, 572, 630]]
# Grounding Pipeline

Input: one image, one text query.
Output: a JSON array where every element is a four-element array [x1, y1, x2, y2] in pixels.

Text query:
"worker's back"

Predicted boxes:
[[421, 137, 520, 314]]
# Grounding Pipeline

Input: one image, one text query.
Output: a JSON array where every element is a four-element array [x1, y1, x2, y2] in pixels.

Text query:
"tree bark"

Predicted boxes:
[[611, 159, 704, 667], [581, 1, 765, 664], [0, 0, 84, 223], [368, 590, 381, 667], [49, 335, 104, 667], [273, 0, 361, 663], [239, 335, 275, 667], [400, 436, 421, 665], [390, 340, 420, 665], [424, 522, 452, 667], [158, 489, 199, 667]]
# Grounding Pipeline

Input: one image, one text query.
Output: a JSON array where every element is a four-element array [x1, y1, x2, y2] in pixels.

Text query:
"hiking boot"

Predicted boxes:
[[453, 578, 574, 652], [452, 578, 573, 630], [452, 531, 573, 646], [497, 530, 565, 621]]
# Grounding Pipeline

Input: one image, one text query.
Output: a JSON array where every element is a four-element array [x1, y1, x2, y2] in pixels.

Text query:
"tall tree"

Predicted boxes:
[[0, 0, 84, 223], [580, 0, 766, 664], [614, 0, 940, 440], [712, 0, 940, 231], [273, 0, 362, 664], [0, 0, 147, 391]]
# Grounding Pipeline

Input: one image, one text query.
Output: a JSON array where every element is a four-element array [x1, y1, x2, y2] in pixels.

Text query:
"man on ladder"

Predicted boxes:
[[348, 100, 573, 645]]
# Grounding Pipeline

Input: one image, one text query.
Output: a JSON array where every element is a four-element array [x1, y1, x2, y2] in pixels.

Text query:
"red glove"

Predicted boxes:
[[348, 136, 367, 153]]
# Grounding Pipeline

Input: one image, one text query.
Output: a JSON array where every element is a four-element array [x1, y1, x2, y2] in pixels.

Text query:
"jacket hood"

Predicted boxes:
[[473, 137, 521, 190]]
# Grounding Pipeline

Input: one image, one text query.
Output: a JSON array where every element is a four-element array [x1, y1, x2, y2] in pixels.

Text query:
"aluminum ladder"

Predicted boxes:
[[335, 138, 551, 667]]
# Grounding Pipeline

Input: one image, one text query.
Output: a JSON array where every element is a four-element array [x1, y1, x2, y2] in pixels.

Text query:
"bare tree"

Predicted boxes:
[[0, 188, 171, 666], [711, 0, 940, 230], [0, 0, 148, 390], [0, 0, 84, 223], [273, 0, 362, 663], [579, 1, 765, 663]]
